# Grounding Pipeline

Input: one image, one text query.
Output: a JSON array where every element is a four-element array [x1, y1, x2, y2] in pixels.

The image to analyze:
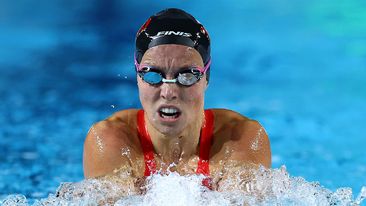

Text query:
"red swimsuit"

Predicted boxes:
[[137, 109, 214, 189]]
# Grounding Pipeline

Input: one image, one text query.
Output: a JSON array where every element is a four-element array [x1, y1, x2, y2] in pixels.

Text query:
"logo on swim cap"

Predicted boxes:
[[151, 31, 192, 39]]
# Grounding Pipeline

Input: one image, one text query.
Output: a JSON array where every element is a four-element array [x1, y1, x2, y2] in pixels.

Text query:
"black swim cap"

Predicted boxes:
[[135, 8, 211, 66]]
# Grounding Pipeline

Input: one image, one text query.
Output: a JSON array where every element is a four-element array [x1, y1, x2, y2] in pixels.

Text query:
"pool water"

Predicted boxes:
[[0, 0, 365, 205]]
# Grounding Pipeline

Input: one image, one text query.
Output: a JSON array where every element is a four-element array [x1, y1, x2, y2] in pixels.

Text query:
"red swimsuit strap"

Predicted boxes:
[[137, 110, 157, 176], [137, 109, 214, 177], [196, 109, 214, 176]]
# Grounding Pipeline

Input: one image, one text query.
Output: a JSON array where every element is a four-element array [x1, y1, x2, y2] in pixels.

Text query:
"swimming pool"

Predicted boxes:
[[1, 0, 365, 205]]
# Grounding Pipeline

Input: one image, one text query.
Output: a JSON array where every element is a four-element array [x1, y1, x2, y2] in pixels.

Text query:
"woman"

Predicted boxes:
[[83, 8, 271, 191]]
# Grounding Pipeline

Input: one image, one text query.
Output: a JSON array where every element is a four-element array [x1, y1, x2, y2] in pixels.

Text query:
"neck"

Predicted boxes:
[[146, 111, 204, 165]]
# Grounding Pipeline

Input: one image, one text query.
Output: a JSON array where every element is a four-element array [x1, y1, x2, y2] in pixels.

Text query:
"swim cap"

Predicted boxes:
[[135, 8, 211, 66]]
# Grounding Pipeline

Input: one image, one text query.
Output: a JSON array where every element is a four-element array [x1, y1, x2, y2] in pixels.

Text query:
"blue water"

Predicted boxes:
[[1, 0, 365, 204]]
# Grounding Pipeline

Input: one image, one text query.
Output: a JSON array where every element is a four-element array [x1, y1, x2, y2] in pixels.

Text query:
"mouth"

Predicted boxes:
[[158, 106, 181, 120]]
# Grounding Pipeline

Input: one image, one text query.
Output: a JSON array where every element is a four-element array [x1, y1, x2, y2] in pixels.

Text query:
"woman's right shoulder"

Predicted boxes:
[[83, 109, 143, 178], [86, 109, 142, 148], [107, 108, 141, 127]]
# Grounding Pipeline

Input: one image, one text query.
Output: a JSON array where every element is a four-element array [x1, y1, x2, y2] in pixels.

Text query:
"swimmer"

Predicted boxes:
[[83, 8, 271, 192]]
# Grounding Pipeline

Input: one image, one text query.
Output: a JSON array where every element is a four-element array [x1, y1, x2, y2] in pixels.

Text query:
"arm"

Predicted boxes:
[[83, 120, 133, 178], [229, 119, 271, 168], [82, 119, 145, 200], [216, 118, 272, 194], [55, 121, 141, 204]]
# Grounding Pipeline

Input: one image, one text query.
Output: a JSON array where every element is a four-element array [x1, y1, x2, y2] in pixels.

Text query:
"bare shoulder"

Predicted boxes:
[[211, 108, 249, 122], [210, 109, 271, 168], [83, 109, 142, 178], [211, 109, 252, 133]]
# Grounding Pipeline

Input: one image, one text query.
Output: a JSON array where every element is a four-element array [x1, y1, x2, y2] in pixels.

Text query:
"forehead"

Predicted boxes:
[[141, 44, 203, 68]]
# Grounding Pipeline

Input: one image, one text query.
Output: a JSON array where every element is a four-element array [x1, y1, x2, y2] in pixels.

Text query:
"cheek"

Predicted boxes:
[[137, 79, 157, 104], [184, 84, 205, 104], [186, 90, 202, 101]]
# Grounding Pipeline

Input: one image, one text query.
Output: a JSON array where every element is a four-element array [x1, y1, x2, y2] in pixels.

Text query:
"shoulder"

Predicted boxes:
[[210, 108, 263, 134], [83, 109, 142, 178], [210, 109, 271, 168], [211, 108, 249, 122], [210, 109, 252, 133], [86, 109, 140, 147]]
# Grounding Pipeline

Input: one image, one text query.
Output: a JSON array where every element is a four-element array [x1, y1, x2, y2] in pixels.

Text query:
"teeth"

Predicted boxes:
[[160, 107, 178, 114], [161, 114, 176, 119]]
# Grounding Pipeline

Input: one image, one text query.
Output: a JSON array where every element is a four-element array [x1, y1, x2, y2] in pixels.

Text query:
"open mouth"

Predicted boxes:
[[159, 107, 181, 119]]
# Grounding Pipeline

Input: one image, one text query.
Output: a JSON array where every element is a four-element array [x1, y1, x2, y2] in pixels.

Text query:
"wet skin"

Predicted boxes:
[[83, 44, 271, 189]]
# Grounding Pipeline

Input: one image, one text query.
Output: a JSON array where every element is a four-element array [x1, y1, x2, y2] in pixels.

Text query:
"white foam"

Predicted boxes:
[[1, 166, 365, 206]]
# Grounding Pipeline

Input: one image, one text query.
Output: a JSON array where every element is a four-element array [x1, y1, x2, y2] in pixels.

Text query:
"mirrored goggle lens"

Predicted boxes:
[[177, 73, 200, 86]]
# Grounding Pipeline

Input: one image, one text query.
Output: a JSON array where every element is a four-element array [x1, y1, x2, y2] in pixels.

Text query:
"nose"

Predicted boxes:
[[160, 82, 178, 101]]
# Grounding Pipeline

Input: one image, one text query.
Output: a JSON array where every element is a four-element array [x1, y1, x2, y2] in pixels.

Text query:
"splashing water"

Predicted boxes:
[[1, 166, 365, 206]]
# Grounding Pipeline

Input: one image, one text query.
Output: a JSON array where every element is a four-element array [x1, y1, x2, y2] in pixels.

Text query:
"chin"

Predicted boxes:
[[157, 125, 184, 137]]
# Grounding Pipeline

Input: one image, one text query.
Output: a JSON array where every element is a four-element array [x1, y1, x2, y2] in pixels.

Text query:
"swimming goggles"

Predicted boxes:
[[135, 59, 211, 86]]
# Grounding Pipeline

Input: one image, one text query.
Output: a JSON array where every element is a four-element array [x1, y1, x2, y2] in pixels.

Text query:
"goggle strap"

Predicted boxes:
[[134, 53, 140, 71], [201, 59, 211, 73]]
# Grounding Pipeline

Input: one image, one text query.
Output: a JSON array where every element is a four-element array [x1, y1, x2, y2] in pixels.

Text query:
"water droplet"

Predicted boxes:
[[121, 147, 131, 157]]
